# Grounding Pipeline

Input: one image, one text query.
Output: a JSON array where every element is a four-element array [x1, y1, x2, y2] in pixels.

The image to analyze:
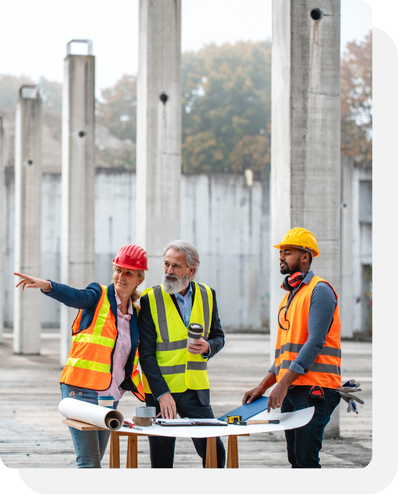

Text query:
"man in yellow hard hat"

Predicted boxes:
[[243, 227, 342, 468]]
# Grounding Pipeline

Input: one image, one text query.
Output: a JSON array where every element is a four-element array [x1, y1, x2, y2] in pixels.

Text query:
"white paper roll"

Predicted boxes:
[[58, 398, 124, 430]]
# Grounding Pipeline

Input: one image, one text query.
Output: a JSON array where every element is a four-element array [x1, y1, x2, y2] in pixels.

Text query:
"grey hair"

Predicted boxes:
[[163, 240, 200, 281]]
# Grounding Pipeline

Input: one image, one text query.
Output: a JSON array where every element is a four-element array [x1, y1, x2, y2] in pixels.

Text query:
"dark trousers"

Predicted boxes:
[[281, 385, 341, 468], [145, 390, 226, 468]]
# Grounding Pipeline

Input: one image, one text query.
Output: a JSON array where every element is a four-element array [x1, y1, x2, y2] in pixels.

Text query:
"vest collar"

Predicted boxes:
[[287, 270, 314, 304], [107, 282, 139, 364], [302, 270, 315, 285], [107, 283, 118, 327], [170, 281, 196, 321]]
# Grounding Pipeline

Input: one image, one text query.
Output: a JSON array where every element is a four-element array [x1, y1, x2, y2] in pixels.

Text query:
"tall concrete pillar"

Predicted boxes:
[[270, 1, 341, 437], [0, 117, 4, 342], [136, 0, 182, 287], [351, 163, 362, 332], [340, 156, 353, 338], [13, 86, 42, 354], [61, 40, 95, 365]]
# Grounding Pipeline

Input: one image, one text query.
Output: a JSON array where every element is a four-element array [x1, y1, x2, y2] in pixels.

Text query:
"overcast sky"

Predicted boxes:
[[1, 0, 372, 98]]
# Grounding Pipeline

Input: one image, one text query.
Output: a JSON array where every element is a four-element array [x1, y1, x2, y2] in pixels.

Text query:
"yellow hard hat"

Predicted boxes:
[[273, 227, 320, 257]]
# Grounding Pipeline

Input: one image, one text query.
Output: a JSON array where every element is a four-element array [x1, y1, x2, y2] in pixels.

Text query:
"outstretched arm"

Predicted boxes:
[[14, 272, 101, 310], [14, 272, 51, 292]]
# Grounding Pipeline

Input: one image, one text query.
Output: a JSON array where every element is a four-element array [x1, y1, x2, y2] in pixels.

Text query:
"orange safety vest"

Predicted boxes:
[[275, 275, 341, 389], [60, 285, 145, 401]]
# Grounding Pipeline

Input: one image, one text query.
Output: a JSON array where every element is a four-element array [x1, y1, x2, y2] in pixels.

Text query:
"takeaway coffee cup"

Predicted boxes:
[[187, 323, 203, 348], [98, 395, 114, 408], [134, 406, 156, 426]]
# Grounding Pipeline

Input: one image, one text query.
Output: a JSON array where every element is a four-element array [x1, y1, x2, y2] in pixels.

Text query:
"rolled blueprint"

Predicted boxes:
[[59, 397, 124, 430]]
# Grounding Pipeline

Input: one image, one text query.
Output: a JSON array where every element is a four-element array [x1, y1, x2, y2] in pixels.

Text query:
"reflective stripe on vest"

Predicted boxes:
[[131, 340, 145, 401], [274, 275, 342, 389], [141, 282, 213, 394], [60, 285, 145, 401]]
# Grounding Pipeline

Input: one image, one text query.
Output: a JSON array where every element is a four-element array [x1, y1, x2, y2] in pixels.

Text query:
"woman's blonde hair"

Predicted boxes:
[[131, 269, 145, 303]]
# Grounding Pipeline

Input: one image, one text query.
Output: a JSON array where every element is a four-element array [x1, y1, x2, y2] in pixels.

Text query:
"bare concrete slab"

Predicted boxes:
[[0, 331, 371, 468]]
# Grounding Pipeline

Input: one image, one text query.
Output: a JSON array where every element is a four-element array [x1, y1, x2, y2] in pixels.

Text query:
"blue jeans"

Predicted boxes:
[[281, 385, 341, 468], [60, 383, 119, 468]]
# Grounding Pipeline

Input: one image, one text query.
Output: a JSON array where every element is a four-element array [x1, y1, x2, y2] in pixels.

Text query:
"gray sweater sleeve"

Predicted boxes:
[[288, 282, 337, 375]]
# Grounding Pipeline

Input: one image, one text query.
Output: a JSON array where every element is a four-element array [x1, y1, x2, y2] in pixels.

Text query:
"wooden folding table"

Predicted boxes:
[[62, 406, 314, 468]]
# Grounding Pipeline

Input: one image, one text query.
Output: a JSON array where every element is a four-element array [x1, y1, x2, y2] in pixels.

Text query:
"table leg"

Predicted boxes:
[[205, 436, 218, 468], [109, 432, 120, 468], [126, 435, 138, 468], [227, 435, 239, 468]]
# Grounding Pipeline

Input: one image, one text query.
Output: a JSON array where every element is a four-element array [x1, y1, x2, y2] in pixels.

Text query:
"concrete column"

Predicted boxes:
[[271, 0, 341, 437], [61, 40, 95, 365], [0, 117, 4, 342], [13, 86, 42, 354], [351, 164, 362, 332], [340, 156, 353, 338], [136, 0, 182, 287]]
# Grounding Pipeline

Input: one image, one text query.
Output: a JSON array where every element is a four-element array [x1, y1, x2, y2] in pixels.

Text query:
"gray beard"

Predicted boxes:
[[163, 273, 190, 294]]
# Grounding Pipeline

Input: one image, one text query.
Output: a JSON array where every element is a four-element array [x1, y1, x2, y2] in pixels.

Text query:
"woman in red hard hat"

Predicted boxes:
[[14, 244, 148, 468]]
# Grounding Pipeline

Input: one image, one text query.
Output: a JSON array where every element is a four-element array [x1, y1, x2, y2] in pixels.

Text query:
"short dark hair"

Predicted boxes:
[[303, 250, 312, 266]]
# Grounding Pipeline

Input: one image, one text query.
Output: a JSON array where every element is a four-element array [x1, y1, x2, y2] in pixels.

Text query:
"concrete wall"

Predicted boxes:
[[352, 164, 372, 333], [341, 158, 372, 337], [180, 174, 263, 329], [3, 169, 265, 331], [0, 120, 4, 342], [340, 156, 353, 338], [2, 161, 371, 333]]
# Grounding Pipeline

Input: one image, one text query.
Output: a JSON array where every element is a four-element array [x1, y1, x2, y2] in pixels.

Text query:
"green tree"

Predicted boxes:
[[341, 31, 372, 164], [0, 74, 34, 115], [0, 74, 62, 141], [182, 40, 271, 174], [96, 74, 137, 142], [0, 74, 62, 117], [38, 76, 62, 115]]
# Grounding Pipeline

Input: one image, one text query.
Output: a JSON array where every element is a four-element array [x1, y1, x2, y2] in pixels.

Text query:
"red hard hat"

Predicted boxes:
[[112, 244, 148, 271]]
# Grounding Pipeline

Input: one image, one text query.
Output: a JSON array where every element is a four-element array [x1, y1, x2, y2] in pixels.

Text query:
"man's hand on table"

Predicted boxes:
[[242, 385, 265, 405], [158, 392, 177, 419], [242, 371, 276, 405]]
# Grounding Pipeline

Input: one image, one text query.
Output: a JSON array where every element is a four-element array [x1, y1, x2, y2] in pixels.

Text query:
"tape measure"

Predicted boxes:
[[226, 415, 242, 424]]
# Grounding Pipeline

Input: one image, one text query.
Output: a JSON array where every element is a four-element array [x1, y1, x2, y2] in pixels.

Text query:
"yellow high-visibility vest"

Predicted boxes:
[[142, 282, 213, 394]]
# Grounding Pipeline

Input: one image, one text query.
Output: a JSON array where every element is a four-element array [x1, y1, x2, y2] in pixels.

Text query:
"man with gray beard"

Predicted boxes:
[[138, 240, 226, 468]]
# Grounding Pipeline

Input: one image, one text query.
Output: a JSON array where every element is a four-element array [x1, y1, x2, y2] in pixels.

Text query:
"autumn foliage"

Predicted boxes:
[[1, 34, 372, 172], [181, 41, 271, 174], [96, 74, 137, 142], [340, 31, 372, 164]]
